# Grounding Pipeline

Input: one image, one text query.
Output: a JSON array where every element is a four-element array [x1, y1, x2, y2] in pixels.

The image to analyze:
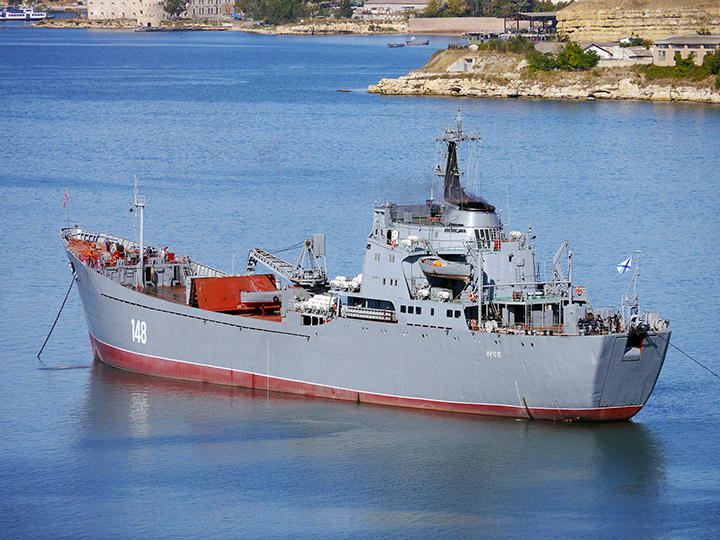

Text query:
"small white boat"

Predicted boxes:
[[0, 6, 49, 21], [419, 256, 470, 281]]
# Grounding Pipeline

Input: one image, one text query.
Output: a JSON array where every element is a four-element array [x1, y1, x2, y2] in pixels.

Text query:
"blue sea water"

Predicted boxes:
[[1, 28, 719, 539]]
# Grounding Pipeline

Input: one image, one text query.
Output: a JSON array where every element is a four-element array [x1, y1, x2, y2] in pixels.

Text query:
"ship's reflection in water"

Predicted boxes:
[[77, 362, 667, 538]]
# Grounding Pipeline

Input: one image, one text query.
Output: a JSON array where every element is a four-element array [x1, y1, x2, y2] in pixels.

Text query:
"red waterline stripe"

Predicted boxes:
[[88, 333, 642, 422]]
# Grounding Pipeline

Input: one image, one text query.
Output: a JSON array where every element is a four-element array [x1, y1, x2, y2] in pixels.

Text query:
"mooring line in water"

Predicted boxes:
[[656, 333, 719, 380], [37, 276, 75, 361], [38, 365, 91, 370]]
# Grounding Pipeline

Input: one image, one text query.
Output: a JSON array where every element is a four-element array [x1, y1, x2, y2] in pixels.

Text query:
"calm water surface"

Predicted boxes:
[[1, 28, 719, 539]]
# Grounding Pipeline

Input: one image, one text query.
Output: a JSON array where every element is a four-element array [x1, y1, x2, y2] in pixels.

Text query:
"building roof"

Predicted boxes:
[[583, 44, 612, 54], [625, 46, 652, 58], [534, 42, 564, 55], [579, 42, 618, 49], [653, 34, 720, 46], [517, 11, 558, 19]]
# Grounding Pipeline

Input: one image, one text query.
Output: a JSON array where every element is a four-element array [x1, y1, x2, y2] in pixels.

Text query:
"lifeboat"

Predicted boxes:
[[418, 257, 470, 281]]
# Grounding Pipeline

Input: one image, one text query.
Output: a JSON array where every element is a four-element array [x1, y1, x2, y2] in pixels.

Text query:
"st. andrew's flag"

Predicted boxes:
[[616, 256, 632, 275]]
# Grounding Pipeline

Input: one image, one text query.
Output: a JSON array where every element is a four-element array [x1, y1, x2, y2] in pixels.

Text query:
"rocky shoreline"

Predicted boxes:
[[369, 50, 720, 104], [276, 20, 408, 35], [31, 18, 230, 30], [31, 17, 409, 35]]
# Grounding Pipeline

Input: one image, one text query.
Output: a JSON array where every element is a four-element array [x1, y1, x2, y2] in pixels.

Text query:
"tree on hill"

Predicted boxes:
[[163, 0, 189, 19], [235, 0, 304, 24], [703, 49, 720, 75], [422, 0, 474, 17], [534, 0, 573, 11], [446, 0, 471, 16], [422, 0, 570, 18], [526, 42, 599, 71], [336, 0, 353, 18], [556, 42, 599, 70]]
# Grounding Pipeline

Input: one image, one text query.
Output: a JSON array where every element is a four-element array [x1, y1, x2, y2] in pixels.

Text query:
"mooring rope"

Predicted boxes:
[[37, 276, 75, 360], [655, 333, 720, 380]]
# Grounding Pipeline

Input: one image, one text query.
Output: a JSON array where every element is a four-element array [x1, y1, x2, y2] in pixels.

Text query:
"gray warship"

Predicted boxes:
[[61, 116, 670, 421]]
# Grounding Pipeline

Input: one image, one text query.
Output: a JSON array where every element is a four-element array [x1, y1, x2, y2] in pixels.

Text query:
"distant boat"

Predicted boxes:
[[387, 43, 405, 48], [0, 6, 50, 21], [406, 37, 429, 46]]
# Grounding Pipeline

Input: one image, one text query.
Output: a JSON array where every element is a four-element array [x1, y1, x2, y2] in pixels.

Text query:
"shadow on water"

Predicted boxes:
[[80, 360, 667, 457], [72, 360, 668, 540], [38, 365, 92, 370]]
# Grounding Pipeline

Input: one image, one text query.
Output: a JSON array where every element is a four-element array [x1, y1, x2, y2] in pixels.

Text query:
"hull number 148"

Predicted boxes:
[[131, 319, 147, 344]]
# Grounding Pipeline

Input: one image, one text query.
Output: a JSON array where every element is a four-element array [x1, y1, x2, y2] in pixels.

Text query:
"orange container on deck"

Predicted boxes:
[[192, 274, 278, 312]]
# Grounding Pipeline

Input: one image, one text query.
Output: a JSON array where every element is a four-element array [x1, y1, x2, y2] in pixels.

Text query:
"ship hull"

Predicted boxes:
[[69, 250, 669, 422]]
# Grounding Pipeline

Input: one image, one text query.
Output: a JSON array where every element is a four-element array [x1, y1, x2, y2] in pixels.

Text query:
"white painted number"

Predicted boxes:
[[131, 318, 147, 344], [486, 350, 501, 358]]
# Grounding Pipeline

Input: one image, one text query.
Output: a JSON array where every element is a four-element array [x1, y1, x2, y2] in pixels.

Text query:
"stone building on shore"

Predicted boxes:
[[88, 0, 233, 26], [88, 0, 165, 26], [652, 34, 720, 66], [186, 0, 233, 19]]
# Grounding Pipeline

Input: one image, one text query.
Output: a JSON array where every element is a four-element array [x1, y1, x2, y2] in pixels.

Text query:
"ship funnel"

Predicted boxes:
[[442, 139, 495, 212]]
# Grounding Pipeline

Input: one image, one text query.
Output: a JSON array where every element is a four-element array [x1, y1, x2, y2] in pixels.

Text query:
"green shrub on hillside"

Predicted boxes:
[[526, 43, 599, 72], [235, 0, 304, 24], [556, 43, 600, 70], [480, 36, 535, 54], [526, 50, 555, 72], [335, 0, 353, 18]]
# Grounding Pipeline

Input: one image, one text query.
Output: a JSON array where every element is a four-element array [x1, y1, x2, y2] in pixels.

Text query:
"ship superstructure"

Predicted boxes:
[[61, 117, 670, 421]]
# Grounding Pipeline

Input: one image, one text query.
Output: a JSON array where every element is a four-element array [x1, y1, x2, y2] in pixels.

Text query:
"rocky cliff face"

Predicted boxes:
[[557, 0, 720, 42], [368, 50, 720, 103]]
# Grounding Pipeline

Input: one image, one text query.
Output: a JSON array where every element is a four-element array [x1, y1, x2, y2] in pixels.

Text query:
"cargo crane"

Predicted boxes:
[[245, 234, 328, 288]]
